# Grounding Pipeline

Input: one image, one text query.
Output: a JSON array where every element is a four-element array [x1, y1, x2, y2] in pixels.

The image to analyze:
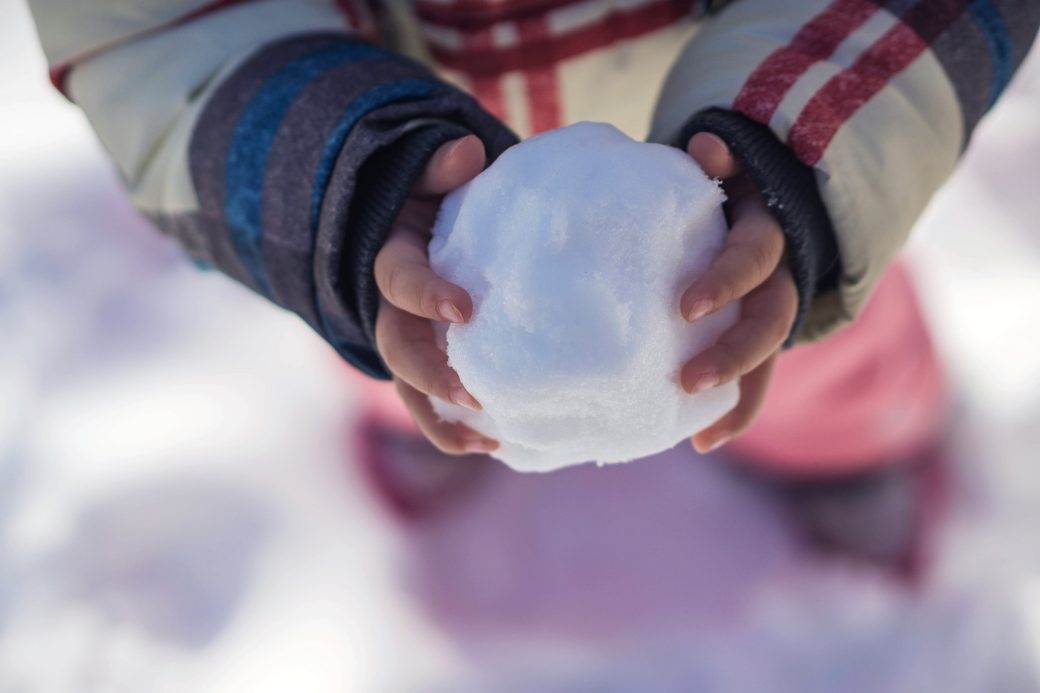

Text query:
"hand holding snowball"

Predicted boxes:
[[373, 135, 500, 456], [428, 123, 741, 471], [681, 133, 799, 454], [375, 125, 797, 467]]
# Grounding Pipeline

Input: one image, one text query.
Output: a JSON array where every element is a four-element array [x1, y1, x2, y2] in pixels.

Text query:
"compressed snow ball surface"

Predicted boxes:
[[429, 122, 739, 473]]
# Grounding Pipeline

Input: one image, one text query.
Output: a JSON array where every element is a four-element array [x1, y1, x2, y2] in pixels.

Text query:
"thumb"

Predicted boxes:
[[686, 132, 743, 180], [414, 134, 487, 196]]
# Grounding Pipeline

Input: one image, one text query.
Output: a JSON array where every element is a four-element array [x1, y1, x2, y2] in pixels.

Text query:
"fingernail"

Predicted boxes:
[[437, 300, 465, 324], [687, 373, 719, 394], [463, 437, 497, 453], [450, 386, 482, 411], [685, 299, 713, 322]]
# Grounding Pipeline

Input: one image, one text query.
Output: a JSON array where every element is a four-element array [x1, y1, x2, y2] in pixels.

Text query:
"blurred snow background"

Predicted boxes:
[[2, 1, 1040, 690]]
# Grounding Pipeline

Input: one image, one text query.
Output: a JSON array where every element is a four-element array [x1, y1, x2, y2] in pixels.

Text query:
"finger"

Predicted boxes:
[[691, 353, 777, 454], [680, 200, 785, 322], [686, 132, 743, 180], [392, 195, 440, 240], [376, 302, 482, 411], [414, 134, 487, 196], [374, 232, 473, 323], [395, 378, 499, 455], [680, 266, 797, 393]]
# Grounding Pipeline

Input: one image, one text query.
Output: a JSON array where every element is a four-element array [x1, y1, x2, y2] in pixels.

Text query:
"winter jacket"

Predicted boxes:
[[27, 0, 1040, 377]]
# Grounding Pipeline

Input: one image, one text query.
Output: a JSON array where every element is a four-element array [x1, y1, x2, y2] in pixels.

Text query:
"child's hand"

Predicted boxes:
[[373, 135, 499, 456], [681, 133, 799, 454]]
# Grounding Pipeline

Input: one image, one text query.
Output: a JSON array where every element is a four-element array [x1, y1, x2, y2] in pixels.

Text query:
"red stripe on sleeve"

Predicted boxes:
[[788, 0, 966, 166], [333, 0, 363, 30], [517, 16, 562, 132], [417, 0, 589, 28], [429, 0, 692, 75], [523, 65, 563, 132], [461, 23, 508, 120], [732, 0, 880, 126]]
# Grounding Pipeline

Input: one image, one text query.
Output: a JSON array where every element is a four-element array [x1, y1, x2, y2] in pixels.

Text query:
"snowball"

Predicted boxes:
[[429, 122, 738, 472]]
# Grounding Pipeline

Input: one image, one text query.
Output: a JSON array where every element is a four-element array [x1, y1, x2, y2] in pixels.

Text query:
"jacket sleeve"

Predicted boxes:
[[27, 0, 518, 378], [651, 0, 1040, 342]]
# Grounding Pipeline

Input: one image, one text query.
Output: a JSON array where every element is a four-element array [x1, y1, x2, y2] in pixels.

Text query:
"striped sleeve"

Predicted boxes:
[[27, 2, 517, 378], [651, 0, 1040, 342]]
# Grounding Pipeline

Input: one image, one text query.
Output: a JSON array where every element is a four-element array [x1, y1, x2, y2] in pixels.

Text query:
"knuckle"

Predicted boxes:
[[425, 370, 453, 400], [693, 273, 727, 309], [414, 353, 451, 397], [714, 326, 743, 353], [424, 344, 451, 377], [717, 351, 744, 381], [384, 262, 407, 303], [740, 312, 772, 343], [746, 241, 774, 280], [706, 342, 741, 381], [439, 370, 462, 398], [399, 354, 432, 394]]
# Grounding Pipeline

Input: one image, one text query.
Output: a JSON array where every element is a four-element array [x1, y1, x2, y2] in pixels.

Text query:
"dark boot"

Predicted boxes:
[[734, 444, 951, 582]]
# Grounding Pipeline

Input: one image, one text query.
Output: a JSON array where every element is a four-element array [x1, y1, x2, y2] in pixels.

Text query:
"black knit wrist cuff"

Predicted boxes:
[[674, 108, 840, 345], [345, 123, 472, 379]]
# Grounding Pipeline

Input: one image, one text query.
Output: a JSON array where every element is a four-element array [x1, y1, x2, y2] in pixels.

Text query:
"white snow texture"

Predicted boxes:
[[429, 122, 738, 472]]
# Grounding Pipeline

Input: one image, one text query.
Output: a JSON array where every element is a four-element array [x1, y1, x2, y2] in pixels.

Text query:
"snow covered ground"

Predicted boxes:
[[2, 2, 1040, 690]]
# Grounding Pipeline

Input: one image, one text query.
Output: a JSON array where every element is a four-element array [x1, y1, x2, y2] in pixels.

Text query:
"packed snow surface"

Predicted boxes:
[[429, 122, 738, 472]]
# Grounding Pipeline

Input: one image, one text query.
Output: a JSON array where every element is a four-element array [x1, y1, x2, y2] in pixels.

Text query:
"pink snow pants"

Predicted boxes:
[[353, 261, 946, 477]]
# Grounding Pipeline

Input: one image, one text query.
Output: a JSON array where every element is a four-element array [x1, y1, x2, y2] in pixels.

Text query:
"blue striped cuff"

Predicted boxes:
[[180, 33, 516, 377]]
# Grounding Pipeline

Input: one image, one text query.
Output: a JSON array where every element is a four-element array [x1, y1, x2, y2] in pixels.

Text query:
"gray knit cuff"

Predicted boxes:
[[674, 108, 840, 345]]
